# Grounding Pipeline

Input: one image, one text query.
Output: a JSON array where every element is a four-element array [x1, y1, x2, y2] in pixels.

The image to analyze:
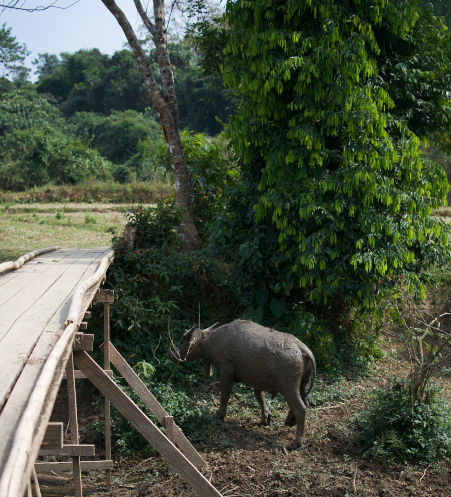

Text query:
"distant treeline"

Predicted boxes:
[[0, 39, 231, 192], [33, 41, 230, 136]]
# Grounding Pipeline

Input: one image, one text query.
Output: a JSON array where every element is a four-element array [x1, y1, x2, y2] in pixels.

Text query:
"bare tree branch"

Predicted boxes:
[[133, 0, 156, 38], [0, 0, 79, 13]]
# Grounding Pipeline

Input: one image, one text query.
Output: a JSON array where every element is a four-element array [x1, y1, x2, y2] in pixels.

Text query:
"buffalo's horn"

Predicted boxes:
[[203, 322, 219, 333]]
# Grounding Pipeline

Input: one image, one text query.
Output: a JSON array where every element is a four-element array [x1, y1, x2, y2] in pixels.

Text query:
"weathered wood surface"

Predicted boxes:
[[40, 423, 63, 450], [101, 342, 206, 468], [0, 248, 113, 497], [35, 460, 113, 472], [74, 351, 222, 497], [38, 444, 95, 457]]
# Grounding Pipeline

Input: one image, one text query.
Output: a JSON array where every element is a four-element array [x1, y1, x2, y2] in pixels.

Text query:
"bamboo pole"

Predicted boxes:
[[0, 246, 60, 274], [65, 251, 114, 326]]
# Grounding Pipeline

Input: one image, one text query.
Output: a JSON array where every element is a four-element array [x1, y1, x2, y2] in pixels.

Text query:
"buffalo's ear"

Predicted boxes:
[[181, 325, 196, 341]]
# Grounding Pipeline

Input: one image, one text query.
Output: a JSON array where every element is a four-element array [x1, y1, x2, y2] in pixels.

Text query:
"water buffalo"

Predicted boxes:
[[169, 319, 316, 450]]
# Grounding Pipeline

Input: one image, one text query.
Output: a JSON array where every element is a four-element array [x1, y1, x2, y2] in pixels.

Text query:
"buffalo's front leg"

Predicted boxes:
[[254, 390, 272, 425], [215, 370, 233, 419]]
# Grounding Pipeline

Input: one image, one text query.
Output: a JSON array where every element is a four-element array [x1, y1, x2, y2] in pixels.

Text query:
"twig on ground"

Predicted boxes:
[[313, 404, 342, 410], [123, 457, 152, 480], [352, 463, 358, 494], [420, 465, 431, 483], [223, 486, 239, 495]]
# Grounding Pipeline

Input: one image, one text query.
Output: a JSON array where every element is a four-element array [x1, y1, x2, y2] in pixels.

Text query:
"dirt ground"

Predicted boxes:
[[36, 344, 451, 497]]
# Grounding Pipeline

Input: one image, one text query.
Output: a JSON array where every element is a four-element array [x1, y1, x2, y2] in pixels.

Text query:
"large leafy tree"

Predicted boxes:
[[221, 0, 451, 314], [0, 23, 29, 80]]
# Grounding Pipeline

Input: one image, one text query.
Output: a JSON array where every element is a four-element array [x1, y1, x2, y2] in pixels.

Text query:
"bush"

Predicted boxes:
[[0, 88, 70, 136], [0, 127, 112, 191], [70, 109, 163, 165], [358, 379, 451, 464]]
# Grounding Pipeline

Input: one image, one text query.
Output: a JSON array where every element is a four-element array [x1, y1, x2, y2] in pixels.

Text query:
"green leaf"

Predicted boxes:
[[256, 288, 269, 307], [270, 297, 286, 319]]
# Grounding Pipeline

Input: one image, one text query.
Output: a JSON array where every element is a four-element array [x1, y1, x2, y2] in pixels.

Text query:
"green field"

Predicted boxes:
[[0, 204, 137, 263]]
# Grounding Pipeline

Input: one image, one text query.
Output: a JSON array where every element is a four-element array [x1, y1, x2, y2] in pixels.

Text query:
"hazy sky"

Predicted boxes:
[[0, 1, 145, 81]]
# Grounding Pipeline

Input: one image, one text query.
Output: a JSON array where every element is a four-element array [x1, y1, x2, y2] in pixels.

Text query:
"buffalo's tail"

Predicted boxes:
[[301, 349, 316, 407]]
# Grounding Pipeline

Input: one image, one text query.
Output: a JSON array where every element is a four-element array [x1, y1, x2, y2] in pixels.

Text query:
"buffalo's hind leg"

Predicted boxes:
[[254, 390, 272, 425], [284, 410, 296, 427], [280, 388, 307, 450]]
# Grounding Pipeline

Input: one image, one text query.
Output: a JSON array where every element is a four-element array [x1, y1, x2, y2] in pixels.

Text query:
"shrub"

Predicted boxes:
[[358, 379, 451, 464], [70, 109, 163, 165], [0, 127, 112, 191]]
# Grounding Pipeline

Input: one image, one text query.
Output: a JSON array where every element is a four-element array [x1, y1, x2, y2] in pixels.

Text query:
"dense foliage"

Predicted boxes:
[[0, 23, 29, 81], [0, 89, 111, 190], [220, 0, 451, 316], [34, 42, 230, 136], [70, 109, 163, 165], [358, 379, 451, 463]]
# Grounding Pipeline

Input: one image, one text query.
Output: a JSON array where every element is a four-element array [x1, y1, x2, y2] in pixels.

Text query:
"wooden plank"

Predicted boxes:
[[0, 249, 80, 307], [0, 249, 75, 293], [38, 444, 95, 457], [62, 370, 113, 380], [94, 289, 114, 303], [73, 351, 221, 497], [0, 249, 112, 496], [79, 322, 88, 330], [0, 249, 89, 340], [0, 331, 62, 472], [101, 342, 206, 468], [35, 460, 113, 472], [73, 334, 94, 351], [84, 311, 91, 319], [40, 423, 63, 451], [165, 417, 175, 475], [0, 249, 109, 409]]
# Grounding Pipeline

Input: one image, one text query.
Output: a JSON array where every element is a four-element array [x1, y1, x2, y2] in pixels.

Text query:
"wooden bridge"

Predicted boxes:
[[0, 247, 222, 497]]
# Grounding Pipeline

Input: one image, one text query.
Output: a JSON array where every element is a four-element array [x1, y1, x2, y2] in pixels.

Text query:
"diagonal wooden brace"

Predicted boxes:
[[73, 351, 221, 497], [99, 342, 206, 468]]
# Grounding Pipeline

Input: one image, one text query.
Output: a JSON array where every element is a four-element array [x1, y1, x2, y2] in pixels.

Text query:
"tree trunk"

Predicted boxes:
[[101, 0, 203, 251]]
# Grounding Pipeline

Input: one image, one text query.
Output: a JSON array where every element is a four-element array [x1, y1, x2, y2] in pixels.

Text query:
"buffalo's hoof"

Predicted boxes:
[[286, 440, 302, 451], [261, 413, 273, 426], [284, 413, 296, 427]]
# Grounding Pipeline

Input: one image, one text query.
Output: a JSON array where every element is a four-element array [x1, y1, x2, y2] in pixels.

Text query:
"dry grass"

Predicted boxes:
[[0, 180, 174, 204], [0, 202, 156, 214], [0, 208, 130, 263]]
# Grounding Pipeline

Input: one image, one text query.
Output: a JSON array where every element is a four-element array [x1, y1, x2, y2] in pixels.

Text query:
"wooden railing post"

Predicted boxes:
[[66, 352, 82, 497], [104, 301, 111, 489]]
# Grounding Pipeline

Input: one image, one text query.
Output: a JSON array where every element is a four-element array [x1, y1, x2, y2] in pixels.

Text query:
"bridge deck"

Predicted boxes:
[[0, 247, 112, 494]]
